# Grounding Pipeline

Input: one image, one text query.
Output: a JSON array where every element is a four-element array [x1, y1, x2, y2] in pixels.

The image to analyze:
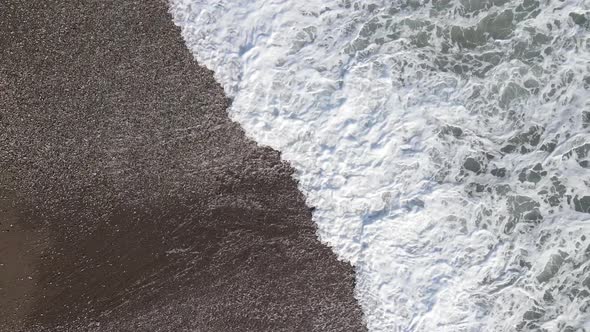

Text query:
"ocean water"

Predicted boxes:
[[169, 0, 590, 330]]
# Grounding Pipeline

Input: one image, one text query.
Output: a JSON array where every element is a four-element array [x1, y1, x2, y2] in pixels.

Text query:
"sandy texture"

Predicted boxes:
[[0, 0, 366, 331]]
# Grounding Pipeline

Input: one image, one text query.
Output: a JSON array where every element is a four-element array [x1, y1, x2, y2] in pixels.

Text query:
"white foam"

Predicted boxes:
[[170, 0, 590, 330]]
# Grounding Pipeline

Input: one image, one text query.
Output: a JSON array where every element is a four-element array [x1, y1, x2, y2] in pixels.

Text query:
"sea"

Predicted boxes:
[[169, 0, 590, 330]]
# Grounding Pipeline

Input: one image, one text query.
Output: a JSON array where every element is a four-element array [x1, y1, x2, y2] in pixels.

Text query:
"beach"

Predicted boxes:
[[0, 0, 366, 330]]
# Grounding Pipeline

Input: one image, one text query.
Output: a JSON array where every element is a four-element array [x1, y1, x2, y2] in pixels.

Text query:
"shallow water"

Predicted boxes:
[[170, 0, 590, 330]]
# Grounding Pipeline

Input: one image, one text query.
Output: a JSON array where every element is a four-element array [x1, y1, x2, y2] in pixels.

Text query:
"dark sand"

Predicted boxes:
[[0, 0, 366, 331]]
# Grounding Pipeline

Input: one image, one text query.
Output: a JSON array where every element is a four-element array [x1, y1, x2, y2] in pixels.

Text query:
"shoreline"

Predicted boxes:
[[0, 0, 366, 330]]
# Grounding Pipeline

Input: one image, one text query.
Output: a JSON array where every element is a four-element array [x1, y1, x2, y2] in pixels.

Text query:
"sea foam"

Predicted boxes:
[[170, 0, 590, 330]]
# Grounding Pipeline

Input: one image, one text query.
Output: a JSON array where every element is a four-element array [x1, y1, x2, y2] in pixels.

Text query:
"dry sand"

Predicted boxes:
[[0, 0, 366, 331]]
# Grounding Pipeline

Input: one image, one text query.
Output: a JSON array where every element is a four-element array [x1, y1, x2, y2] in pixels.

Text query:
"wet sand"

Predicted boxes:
[[0, 174, 49, 332], [0, 0, 366, 331]]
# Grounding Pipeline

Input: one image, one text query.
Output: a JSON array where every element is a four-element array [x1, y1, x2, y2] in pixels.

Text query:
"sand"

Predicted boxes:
[[0, 0, 366, 331]]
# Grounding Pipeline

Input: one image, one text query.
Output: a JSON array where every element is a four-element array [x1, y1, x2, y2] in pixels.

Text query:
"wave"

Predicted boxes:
[[170, 0, 590, 330]]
